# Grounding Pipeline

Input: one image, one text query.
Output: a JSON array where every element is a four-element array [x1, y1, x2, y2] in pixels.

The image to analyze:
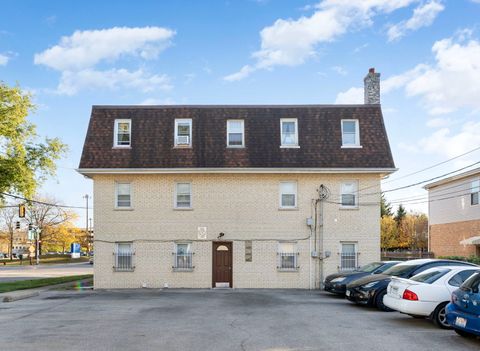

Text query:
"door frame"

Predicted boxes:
[[212, 241, 233, 288]]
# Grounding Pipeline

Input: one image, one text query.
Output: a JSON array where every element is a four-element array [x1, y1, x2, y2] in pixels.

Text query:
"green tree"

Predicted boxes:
[[0, 82, 67, 199], [394, 204, 407, 227], [380, 193, 393, 217]]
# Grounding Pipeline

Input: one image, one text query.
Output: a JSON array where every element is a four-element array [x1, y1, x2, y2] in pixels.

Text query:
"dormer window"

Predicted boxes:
[[175, 119, 192, 147], [227, 120, 244, 147], [114, 119, 131, 147], [280, 118, 298, 147], [341, 120, 361, 147]]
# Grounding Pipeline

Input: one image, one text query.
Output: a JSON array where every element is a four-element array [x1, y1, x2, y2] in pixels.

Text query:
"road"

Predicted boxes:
[[0, 262, 93, 282], [0, 289, 478, 350]]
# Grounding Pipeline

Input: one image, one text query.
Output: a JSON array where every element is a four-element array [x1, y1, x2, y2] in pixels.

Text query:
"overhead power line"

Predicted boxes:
[[0, 192, 89, 210]]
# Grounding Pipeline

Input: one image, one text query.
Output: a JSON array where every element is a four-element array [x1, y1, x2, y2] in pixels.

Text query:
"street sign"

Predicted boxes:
[[71, 243, 81, 259]]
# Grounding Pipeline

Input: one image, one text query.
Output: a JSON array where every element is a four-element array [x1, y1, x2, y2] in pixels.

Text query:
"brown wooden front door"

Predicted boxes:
[[212, 242, 232, 288]]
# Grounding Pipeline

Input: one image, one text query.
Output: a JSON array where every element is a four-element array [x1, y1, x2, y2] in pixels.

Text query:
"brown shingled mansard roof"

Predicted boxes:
[[78, 105, 395, 171]]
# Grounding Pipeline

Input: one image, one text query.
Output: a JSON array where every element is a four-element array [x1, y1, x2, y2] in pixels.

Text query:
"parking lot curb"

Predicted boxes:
[[3, 291, 40, 303]]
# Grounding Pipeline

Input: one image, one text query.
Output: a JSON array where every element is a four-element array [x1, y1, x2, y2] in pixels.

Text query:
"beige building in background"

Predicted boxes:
[[424, 167, 480, 257], [78, 69, 396, 289]]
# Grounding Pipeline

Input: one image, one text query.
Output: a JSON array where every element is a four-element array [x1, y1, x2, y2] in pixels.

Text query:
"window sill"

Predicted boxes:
[[339, 206, 359, 210], [113, 268, 135, 272], [226, 146, 245, 149], [112, 146, 132, 149], [173, 146, 192, 149], [114, 207, 134, 211], [280, 145, 300, 149], [174, 207, 194, 211], [277, 268, 299, 272], [278, 207, 299, 211], [341, 145, 363, 149], [172, 268, 194, 272]]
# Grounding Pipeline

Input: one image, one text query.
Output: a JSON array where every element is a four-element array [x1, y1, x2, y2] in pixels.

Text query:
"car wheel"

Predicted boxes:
[[432, 302, 451, 329], [375, 290, 393, 312], [454, 329, 473, 337]]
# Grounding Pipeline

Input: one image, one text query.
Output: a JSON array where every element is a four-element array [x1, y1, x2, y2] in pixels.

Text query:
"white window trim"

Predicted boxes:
[[174, 182, 193, 209], [280, 118, 299, 148], [114, 181, 133, 210], [339, 180, 359, 209], [279, 181, 298, 209], [341, 119, 362, 148], [174, 119, 192, 147], [114, 242, 134, 272], [471, 179, 480, 206], [226, 119, 245, 148], [113, 119, 131, 148], [339, 242, 358, 271]]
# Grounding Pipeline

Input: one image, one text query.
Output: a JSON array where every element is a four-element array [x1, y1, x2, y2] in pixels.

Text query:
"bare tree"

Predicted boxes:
[[0, 206, 18, 260], [25, 197, 77, 254]]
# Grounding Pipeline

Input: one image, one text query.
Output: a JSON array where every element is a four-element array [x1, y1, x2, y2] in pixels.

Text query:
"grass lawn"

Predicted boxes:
[[0, 256, 90, 266], [0, 275, 93, 293]]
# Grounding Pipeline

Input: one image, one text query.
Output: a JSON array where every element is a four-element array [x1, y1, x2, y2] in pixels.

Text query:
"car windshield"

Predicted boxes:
[[382, 263, 420, 277], [410, 269, 450, 284], [359, 262, 383, 273]]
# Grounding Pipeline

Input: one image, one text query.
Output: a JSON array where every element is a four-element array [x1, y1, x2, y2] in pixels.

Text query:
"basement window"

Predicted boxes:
[[114, 242, 134, 271], [173, 243, 193, 271], [277, 242, 298, 271]]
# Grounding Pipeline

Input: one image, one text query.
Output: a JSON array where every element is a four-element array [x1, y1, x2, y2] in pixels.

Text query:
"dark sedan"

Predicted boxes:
[[324, 261, 400, 295], [345, 259, 478, 311]]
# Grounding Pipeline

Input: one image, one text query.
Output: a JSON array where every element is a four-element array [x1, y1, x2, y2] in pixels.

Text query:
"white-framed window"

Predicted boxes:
[[115, 182, 132, 208], [340, 242, 358, 271], [114, 242, 134, 271], [279, 181, 297, 208], [341, 119, 360, 147], [174, 119, 192, 147], [340, 181, 358, 208], [173, 242, 193, 270], [227, 119, 245, 147], [277, 242, 298, 271], [472, 179, 480, 206], [175, 182, 192, 208], [114, 119, 131, 147], [280, 118, 298, 147]]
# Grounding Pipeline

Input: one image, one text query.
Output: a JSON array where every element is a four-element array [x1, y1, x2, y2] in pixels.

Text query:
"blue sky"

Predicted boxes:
[[1, 0, 480, 224]]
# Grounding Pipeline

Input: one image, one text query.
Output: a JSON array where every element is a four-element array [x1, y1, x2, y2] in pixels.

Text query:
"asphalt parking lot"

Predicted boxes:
[[1, 289, 479, 351]]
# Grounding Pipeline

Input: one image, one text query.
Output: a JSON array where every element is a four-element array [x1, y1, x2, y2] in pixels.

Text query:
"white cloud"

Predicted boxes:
[[0, 53, 9, 66], [223, 65, 256, 82], [425, 117, 454, 128], [418, 121, 480, 160], [387, 0, 444, 42], [34, 26, 175, 95], [331, 65, 347, 75], [35, 26, 174, 71], [57, 69, 172, 96], [387, 33, 480, 114], [225, 0, 418, 80], [139, 97, 175, 105], [334, 87, 363, 104]]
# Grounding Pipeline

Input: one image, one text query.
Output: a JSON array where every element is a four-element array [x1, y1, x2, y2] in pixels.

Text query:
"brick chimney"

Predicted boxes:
[[364, 68, 381, 104]]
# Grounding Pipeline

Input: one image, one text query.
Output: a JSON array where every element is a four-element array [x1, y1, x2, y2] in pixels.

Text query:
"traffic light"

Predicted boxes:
[[19, 204, 26, 218], [15, 221, 20, 230]]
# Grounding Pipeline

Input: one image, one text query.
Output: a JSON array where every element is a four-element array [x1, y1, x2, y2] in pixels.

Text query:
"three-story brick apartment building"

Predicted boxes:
[[78, 68, 396, 289]]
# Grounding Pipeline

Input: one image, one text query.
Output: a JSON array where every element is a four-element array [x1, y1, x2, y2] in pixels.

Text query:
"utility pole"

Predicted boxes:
[[83, 195, 89, 254]]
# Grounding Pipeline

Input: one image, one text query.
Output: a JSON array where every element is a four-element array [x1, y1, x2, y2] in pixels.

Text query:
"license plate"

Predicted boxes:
[[346, 290, 351, 297], [455, 317, 467, 328]]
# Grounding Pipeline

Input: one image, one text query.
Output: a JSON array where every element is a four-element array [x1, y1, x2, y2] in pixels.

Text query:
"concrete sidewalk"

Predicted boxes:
[[0, 262, 93, 282]]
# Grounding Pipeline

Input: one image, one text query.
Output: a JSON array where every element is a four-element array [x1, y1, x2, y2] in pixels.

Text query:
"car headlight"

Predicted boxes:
[[362, 281, 379, 289], [331, 277, 346, 283]]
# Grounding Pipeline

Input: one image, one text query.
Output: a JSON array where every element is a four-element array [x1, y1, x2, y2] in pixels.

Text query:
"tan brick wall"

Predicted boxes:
[[430, 219, 480, 257], [92, 173, 381, 289]]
